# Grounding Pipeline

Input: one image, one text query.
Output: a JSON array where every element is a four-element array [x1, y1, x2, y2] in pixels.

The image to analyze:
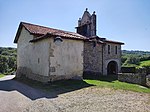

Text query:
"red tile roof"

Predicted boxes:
[[88, 36, 124, 45], [14, 22, 124, 45], [14, 22, 87, 43]]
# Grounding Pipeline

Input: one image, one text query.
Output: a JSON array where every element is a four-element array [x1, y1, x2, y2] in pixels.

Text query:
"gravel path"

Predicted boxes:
[[24, 87, 150, 112], [0, 75, 150, 112]]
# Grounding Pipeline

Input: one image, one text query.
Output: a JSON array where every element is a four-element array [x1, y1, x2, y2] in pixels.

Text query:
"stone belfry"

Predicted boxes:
[[76, 8, 96, 38]]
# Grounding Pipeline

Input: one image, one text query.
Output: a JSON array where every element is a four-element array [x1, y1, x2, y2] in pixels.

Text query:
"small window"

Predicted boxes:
[[54, 36, 63, 46], [115, 46, 117, 54], [108, 45, 110, 54]]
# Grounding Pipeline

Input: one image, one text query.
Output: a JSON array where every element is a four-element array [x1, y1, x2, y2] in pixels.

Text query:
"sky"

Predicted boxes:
[[0, 0, 150, 51]]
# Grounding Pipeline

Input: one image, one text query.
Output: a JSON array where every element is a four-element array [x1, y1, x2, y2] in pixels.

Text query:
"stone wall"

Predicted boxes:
[[103, 43, 122, 75], [16, 67, 82, 83], [83, 41, 103, 77], [16, 67, 50, 83], [17, 27, 84, 83], [49, 38, 83, 81], [17, 27, 50, 79], [103, 43, 121, 60], [146, 75, 150, 87], [118, 73, 146, 86]]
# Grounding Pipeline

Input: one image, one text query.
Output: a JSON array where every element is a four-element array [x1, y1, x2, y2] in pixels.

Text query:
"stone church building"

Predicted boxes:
[[14, 9, 124, 82]]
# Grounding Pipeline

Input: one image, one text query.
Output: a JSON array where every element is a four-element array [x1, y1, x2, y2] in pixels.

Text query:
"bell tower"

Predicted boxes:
[[76, 8, 96, 38]]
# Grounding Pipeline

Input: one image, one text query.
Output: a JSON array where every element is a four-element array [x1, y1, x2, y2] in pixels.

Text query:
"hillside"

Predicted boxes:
[[122, 50, 150, 55], [122, 50, 150, 67]]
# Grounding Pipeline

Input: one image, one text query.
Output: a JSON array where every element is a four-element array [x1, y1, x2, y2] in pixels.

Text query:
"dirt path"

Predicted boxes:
[[0, 75, 150, 112]]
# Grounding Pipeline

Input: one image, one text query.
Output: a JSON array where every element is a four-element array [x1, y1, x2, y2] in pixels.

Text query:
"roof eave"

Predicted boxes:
[[14, 22, 37, 43], [14, 22, 23, 43], [104, 40, 124, 45], [30, 33, 85, 43]]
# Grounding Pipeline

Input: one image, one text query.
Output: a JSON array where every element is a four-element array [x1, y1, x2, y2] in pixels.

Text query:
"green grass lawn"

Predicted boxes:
[[139, 60, 150, 67], [83, 75, 150, 93], [122, 60, 150, 68], [0, 74, 5, 78], [85, 79, 150, 93]]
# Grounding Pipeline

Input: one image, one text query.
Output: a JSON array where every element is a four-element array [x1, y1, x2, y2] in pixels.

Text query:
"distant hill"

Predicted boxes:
[[122, 50, 150, 67], [122, 50, 150, 55]]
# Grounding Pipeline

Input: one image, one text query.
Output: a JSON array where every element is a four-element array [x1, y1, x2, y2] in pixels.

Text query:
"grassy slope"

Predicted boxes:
[[0, 74, 5, 78], [85, 79, 150, 93], [123, 60, 150, 68], [84, 75, 150, 93], [139, 60, 150, 67]]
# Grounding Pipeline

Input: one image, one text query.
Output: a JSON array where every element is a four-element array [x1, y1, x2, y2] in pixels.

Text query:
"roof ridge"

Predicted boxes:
[[21, 22, 76, 34], [21, 22, 57, 30], [21, 21, 86, 38]]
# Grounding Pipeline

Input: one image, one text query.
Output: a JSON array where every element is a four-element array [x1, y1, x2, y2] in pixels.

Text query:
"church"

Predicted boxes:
[[14, 9, 124, 82]]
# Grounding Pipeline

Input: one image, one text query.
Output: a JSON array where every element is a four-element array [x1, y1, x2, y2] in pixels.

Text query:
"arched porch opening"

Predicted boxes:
[[107, 61, 118, 75]]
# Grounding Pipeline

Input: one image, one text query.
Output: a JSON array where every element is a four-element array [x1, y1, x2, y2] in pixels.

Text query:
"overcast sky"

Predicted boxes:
[[0, 0, 150, 51]]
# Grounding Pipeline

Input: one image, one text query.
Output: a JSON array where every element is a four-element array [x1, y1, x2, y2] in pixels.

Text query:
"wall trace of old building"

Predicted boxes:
[[14, 8, 124, 82]]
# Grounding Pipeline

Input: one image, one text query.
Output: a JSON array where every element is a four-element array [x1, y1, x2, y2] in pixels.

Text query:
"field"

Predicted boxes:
[[123, 60, 150, 68], [139, 60, 150, 67]]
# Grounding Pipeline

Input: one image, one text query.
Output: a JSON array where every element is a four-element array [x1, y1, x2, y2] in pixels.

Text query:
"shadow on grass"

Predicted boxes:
[[83, 74, 118, 82], [0, 76, 93, 100]]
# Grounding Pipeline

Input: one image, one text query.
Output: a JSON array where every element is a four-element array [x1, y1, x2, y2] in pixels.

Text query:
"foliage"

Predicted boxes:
[[0, 55, 8, 73], [0, 47, 17, 75], [122, 50, 150, 68]]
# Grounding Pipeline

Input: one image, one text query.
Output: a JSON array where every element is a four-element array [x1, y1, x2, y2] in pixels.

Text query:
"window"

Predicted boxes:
[[54, 36, 63, 46], [108, 45, 110, 54], [115, 46, 117, 54]]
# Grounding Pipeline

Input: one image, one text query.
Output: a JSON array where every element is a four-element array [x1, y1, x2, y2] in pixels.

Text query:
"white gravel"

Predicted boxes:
[[23, 87, 150, 112]]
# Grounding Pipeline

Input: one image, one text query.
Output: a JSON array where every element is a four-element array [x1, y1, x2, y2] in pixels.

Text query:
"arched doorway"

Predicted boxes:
[[107, 61, 118, 75]]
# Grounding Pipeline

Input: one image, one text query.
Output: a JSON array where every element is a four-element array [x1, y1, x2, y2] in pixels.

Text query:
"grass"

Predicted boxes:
[[17, 75, 150, 94], [85, 75, 150, 93], [0, 74, 5, 78], [123, 60, 150, 68], [123, 63, 138, 68], [139, 60, 150, 67], [85, 79, 150, 93]]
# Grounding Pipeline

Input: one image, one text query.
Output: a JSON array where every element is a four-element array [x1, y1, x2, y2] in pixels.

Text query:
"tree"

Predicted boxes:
[[0, 55, 8, 73], [7, 56, 17, 72], [125, 56, 140, 65]]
